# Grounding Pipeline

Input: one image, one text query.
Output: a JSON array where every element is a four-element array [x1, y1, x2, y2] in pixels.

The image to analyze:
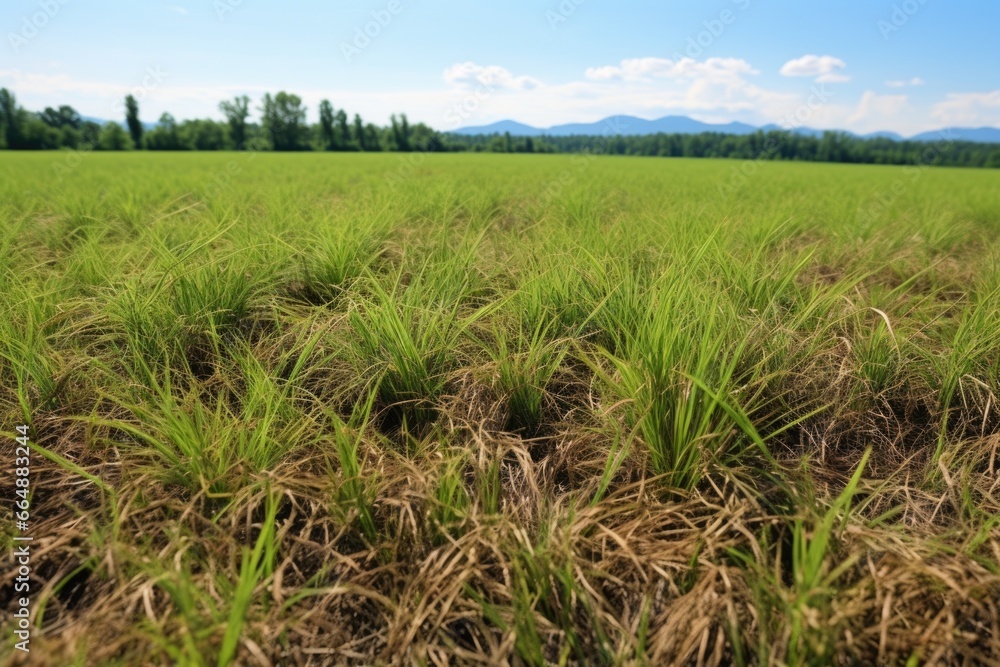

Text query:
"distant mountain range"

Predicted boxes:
[[452, 115, 1000, 144]]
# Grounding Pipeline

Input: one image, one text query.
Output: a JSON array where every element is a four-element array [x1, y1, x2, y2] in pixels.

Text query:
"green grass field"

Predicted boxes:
[[2, 151, 999, 666]]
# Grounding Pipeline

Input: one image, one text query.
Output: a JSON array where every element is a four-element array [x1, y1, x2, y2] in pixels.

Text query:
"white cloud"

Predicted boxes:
[[443, 62, 541, 91], [847, 91, 909, 132], [780, 55, 850, 83], [886, 77, 925, 88], [584, 57, 758, 83], [931, 90, 1000, 127], [167, 5, 189, 15]]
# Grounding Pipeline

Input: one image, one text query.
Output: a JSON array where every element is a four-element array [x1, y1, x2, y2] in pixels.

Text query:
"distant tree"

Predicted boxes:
[[389, 115, 400, 150], [400, 114, 411, 151], [39, 105, 81, 130], [0, 88, 23, 148], [0, 89, 59, 149], [390, 114, 412, 151], [20, 117, 60, 149], [409, 123, 444, 152], [318, 100, 335, 150], [145, 113, 183, 150], [80, 121, 102, 147], [98, 122, 133, 150], [181, 119, 227, 151], [58, 126, 82, 149], [365, 123, 382, 151], [124, 95, 143, 148], [335, 109, 351, 150], [259, 92, 308, 151], [353, 114, 366, 150], [219, 95, 251, 149]]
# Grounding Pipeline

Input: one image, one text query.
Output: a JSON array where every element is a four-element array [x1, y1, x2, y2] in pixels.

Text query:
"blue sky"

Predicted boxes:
[[1, 0, 997, 136]]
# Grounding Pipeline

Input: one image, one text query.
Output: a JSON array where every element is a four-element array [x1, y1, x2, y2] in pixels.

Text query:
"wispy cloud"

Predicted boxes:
[[886, 77, 925, 88], [848, 91, 909, 129], [931, 90, 1000, 127], [585, 57, 758, 83], [167, 5, 189, 16], [780, 55, 850, 83], [443, 63, 542, 91]]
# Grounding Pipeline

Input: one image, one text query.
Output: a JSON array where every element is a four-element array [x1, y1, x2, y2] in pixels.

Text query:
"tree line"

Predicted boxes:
[[455, 130, 1000, 169], [0, 87, 997, 168], [0, 88, 448, 153]]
